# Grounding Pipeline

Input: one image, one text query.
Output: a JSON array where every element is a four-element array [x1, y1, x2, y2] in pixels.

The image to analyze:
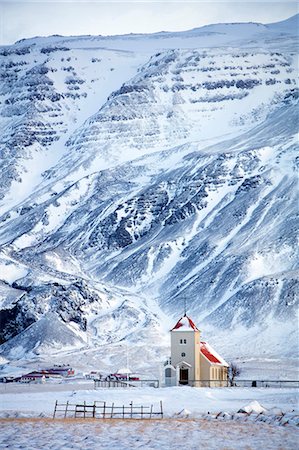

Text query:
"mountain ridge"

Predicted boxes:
[[11, 13, 298, 47]]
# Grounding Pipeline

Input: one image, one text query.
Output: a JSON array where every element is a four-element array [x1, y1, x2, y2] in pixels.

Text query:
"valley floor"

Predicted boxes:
[[0, 383, 298, 417], [1, 417, 298, 450], [0, 384, 298, 449]]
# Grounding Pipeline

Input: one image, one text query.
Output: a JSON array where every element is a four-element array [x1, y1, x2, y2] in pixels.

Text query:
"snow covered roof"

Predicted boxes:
[[21, 373, 45, 379], [171, 314, 199, 332], [200, 341, 229, 367], [117, 367, 132, 374]]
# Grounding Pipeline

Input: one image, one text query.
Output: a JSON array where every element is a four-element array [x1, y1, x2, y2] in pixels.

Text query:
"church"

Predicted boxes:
[[164, 314, 229, 387]]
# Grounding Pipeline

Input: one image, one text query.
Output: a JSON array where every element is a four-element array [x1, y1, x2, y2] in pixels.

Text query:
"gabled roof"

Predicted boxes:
[[200, 341, 229, 367], [175, 360, 192, 368], [171, 314, 200, 332]]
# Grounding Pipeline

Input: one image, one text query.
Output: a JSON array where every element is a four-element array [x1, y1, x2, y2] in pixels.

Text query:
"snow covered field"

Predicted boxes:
[[0, 384, 298, 448], [1, 384, 298, 418], [1, 417, 298, 450]]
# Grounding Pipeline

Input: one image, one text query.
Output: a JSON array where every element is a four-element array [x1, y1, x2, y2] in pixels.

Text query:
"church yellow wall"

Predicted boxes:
[[200, 353, 211, 380], [200, 354, 228, 386]]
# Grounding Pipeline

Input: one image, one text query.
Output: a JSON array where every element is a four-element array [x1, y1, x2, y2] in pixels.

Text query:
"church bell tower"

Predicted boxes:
[[170, 314, 201, 385]]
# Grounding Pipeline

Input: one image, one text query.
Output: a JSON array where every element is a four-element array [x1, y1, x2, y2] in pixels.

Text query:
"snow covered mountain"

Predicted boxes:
[[0, 15, 298, 375]]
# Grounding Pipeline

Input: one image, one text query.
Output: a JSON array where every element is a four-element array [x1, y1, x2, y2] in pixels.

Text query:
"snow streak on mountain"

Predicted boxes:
[[0, 15, 298, 373]]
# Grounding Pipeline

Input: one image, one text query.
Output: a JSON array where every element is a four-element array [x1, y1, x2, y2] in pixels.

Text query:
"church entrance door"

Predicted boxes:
[[179, 368, 189, 385]]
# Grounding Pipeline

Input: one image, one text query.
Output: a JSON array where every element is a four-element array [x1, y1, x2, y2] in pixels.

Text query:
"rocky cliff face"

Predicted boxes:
[[0, 16, 298, 371]]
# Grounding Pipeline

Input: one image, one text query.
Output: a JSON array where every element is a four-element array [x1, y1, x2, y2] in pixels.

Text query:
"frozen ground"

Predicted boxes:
[[1, 418, 298, 450], [0, 384, 298, 449], [0, 384, 298, 418]]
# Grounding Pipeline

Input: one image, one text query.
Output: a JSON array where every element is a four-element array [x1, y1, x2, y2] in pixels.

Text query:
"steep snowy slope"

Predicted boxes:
[[60, 47, 296, 177], [0, 16, 298, 373], [0, 16, 297, 214], [0, 42, 146, 215]]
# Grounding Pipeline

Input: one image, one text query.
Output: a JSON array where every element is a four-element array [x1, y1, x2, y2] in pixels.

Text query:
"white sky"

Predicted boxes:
[[0, 1, 298, 46]]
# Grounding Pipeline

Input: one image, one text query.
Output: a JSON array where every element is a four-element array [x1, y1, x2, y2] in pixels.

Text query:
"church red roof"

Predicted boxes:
[[200, 342, 228, 366], [171, 315, 199, 332]]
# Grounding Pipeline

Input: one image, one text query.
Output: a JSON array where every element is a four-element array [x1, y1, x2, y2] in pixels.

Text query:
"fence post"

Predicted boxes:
[[53, 400, 57, 419], [64, 401, 69, 418], [160, 401, 163, 418], [130, 401, 133, 419], [103, 401, 106, 419]]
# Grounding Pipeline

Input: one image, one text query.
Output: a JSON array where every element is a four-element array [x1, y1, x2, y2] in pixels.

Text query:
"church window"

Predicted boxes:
[[180, 339, 187, 344], [181, 352, 186, 357], [165, 368, 172, 377]]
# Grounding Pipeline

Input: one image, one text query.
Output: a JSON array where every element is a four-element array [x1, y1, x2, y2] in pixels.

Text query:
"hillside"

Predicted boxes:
[[0, 15, 298, 376]]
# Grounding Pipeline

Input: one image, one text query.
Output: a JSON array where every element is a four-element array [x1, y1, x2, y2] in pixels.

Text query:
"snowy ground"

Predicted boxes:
[[1, 418, 298, 450], [0, 384, 298, 448], [0, 384, 298, 417], [0, 383, 298, 418]]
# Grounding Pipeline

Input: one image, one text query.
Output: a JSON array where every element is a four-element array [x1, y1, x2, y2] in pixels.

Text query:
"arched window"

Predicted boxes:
[[181, 352, 186, 357], [165, 368, 172, 378]]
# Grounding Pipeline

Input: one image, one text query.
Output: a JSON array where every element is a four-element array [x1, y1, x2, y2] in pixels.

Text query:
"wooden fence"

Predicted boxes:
[[94, 379, 159, 389], [53, 400, 163, 419], [187, 379, 299, 388], [230, 380, 299, 388]]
